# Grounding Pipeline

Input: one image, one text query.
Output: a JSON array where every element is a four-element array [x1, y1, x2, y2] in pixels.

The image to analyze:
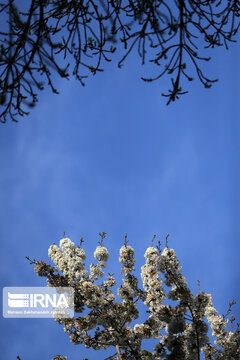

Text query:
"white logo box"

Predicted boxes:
[[3, 287, 74, 318]]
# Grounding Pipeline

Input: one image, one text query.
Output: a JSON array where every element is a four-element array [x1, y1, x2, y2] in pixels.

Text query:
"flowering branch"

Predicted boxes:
[[27, 234, 240, 360]]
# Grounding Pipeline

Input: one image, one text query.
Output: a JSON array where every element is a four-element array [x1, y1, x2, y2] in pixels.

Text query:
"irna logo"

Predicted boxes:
[[8, 292, 69, 308], [3, 287, 74, 318]]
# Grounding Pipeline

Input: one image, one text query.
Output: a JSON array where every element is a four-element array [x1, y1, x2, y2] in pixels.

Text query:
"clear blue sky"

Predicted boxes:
[[0, 31, 240, 360]]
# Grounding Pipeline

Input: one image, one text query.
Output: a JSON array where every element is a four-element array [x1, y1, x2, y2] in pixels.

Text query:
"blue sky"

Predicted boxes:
[[0, 29, 240, 360]]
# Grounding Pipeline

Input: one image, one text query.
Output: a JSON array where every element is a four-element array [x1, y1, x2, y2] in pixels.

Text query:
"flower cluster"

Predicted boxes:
[[94, 246, 109, 262], [33, 235, 240, 360], [48, 238, 87, 281]]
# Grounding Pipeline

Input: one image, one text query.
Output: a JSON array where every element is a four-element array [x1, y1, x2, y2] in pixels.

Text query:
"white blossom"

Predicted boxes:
[[144, 246, 159, 260], [59, 238, 75, 254], [94, 246, 109, 261], [119, 245, 135, 267], [75, 247, 86, 260], [34, 236, 240, 360]]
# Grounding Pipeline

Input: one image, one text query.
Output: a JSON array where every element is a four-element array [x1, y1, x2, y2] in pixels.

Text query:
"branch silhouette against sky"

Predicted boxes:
[[0, 0, 239, 122]]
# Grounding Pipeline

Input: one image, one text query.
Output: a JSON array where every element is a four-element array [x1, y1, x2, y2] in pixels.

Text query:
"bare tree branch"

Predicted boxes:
[[0, 0, 239, 122]]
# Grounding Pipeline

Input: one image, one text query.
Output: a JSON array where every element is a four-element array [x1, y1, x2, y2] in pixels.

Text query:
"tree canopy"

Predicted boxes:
[[30, 235, 240, 360], [0, 0, 239, 122]]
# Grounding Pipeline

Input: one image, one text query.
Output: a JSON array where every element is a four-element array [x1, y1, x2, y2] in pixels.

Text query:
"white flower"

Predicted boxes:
[[106, 293, 116, 302], [117, 284, 134, 299], [75, 270, 82, 280], [58, 257, 67, 272], [75, 247, 86, 260], [144, 246, 159, 259], [59, 238, 75, 254], [119, 245, 135, 267], [119, 245, 134, 260], [134, 324, 145, 339], [161, 247, 176, 258], [94, 246, 109, 261], [48, 244, 59, 258], [90, 263, 104, 279]]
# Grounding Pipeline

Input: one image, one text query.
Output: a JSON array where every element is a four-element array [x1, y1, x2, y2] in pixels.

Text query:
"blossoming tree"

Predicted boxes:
[[29, 233, 239, 360]]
